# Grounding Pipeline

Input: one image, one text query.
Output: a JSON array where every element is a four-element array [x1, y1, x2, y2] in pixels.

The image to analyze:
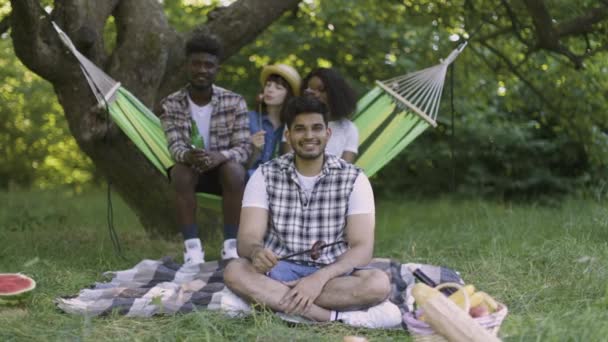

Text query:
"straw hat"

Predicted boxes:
[[260, 64, 302, 96]]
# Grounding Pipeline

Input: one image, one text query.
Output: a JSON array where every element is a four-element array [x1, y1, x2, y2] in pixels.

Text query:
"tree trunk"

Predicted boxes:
[[9, 0, 301, 238]]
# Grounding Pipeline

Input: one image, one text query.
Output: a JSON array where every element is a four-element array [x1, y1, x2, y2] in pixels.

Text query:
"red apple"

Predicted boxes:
[[469, 305, 490, 318]]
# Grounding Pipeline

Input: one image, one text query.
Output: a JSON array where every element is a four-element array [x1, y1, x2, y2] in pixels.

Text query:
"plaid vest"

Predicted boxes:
[[260, 153, 361, 265]]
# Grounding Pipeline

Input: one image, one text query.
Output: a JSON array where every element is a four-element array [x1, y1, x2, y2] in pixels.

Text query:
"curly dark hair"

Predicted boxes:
[[185, 33, 223, 59], [281, 96, 329, 129], [302, 68, 357, 120]]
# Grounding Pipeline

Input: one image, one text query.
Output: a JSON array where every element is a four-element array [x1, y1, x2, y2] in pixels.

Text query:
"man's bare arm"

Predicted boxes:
[[237, 207, 278, 273], [313, 213, 375, 283]]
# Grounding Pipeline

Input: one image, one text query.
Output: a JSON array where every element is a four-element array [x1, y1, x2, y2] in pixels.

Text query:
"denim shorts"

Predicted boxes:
[[267, 260, 373, 282], [268, 261, 320, 282]]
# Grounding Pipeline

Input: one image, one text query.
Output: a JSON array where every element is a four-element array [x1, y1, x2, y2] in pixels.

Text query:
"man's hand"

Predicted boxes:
[[185, 148, 207, 166], [203, 151, 227, 170], [250, 247, 278, 274], [250, 130, 266, 151], [279, 273, 328, 315], [185, 149, 227, 173]]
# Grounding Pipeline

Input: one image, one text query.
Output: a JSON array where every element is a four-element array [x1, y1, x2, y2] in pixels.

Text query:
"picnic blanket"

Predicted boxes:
[[55, 257, 463, 326]]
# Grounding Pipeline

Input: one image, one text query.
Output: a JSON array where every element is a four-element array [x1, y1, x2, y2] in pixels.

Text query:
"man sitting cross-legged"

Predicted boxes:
[[223, 96, 402, 328]]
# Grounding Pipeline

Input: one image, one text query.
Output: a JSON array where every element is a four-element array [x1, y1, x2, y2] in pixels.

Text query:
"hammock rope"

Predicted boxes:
[[52, 22, 465, 211]]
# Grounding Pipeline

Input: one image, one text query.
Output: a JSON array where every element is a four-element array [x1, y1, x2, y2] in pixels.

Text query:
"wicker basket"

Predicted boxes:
[[403, 283, 508, 342]]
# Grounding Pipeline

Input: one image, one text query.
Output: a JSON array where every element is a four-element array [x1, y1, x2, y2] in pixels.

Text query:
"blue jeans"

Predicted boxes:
[[267, 261, 372, 282]]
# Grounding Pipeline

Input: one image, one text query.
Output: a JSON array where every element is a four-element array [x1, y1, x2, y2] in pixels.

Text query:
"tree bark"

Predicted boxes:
[[9, 0, 300, 238]]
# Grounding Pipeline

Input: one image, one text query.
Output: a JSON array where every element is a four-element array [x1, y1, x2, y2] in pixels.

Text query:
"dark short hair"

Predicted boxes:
[[303, 68, 357, 120], [281, 96, 329, 129], [185, 33, 223, 59]]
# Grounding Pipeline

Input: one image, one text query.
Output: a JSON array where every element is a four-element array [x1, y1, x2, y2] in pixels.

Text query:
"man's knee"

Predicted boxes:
[[357, 269, 391, 304], [219, 161, 246, 190], [170, 164, 197, 192], [223, 258, 250, 290]]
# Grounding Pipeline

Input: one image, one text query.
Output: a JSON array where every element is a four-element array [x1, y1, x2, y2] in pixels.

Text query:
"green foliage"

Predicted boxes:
[[218, 0, 447, 104], [213, 0, 608, 197], [372, 36, 608, 198], [2, 191, 608, 340], [163, 0, 217, 32], [1, 0, 607, 196], [0, 37, 95, 191]]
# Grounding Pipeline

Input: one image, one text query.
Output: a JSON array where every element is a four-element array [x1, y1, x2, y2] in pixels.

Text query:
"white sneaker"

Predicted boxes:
[[339, 300, 402, 329], [220, 288, 252, 317], [221, 238, 239, 260], [183, 238, 205, 265], [276, 312, 316, 324]]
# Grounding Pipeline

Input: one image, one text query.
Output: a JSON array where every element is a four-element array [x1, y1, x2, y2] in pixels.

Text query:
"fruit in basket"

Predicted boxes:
[[467, 291, 500, 316], [469, 291, 485, 308], [419, 284, 475, 321], [447, 284, 475, 310], [480, 292, 499, 312], [469, 304, 490, 318], [411, 283, 501, 342]]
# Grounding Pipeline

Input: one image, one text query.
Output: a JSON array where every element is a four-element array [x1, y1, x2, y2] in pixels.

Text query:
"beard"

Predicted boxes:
[[295, 149, 324, 160], [292, 141, 325, 160], [190, 80, 212, 91]]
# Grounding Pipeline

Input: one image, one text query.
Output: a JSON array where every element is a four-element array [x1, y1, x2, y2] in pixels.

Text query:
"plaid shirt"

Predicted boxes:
[[260, 153, 361, 265], [159, 85, 251, 165]]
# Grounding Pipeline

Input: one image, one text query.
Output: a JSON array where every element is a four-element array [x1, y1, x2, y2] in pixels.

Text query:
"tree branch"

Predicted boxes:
[[9, 0, 71, 82], [556, 5, 608, 37], [105, 0, 175, 105], [198, 0, 301, 61], [51, 0, 120, 64], [522, 0, 608, 68], [522, 0, 560, 50], [581, 42, 608, 59], [476, 41, 559, 114], [475, 26, 512, 42], [157, 0, 302, 101], [499, 0, 529, 45]]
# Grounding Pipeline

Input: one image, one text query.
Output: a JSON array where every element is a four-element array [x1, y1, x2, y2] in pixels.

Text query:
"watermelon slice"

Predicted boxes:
[[0, 273, 36, 305]]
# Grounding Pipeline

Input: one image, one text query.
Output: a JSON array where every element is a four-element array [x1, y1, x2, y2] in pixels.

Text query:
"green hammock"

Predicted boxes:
[[354, 84, 433, 177], [53, 22, 465, 213], [107, 88, 222, 211]]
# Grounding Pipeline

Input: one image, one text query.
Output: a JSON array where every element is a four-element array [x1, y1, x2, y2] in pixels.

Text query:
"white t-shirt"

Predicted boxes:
[[326, 119, 359, 156], [242, 168, 375, 215], [189, 97, 213, 147], [282, 119, 359, 157]]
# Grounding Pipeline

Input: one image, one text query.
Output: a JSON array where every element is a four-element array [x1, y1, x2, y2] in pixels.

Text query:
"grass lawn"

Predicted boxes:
[[1, 190, 607, 341]]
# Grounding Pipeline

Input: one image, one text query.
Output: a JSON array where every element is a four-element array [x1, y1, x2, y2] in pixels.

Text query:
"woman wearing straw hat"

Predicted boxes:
[[246, 64, 301, 177], [281, 67, 359, 163]]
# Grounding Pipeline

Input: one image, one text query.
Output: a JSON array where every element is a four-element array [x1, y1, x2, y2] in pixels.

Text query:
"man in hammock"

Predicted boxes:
[[223, 96, 402, 328], [159, 34, 250, 264]]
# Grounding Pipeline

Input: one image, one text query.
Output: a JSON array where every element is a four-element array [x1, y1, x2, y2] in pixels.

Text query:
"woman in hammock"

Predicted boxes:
[[247, 64, 301, 177], [281, 67, 359, 163]]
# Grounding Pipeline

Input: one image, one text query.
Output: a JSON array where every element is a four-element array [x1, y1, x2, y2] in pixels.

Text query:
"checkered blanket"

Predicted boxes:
[[55, 257, 463, 323]]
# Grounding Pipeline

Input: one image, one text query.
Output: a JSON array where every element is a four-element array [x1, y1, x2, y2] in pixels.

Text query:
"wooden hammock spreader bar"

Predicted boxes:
[[374, 80, 438, 128]]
